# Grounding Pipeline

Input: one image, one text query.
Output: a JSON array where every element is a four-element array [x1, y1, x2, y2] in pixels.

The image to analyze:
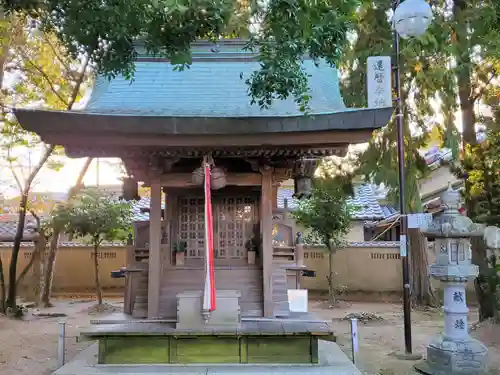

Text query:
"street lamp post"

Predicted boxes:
[[391, 0, 433, 356]]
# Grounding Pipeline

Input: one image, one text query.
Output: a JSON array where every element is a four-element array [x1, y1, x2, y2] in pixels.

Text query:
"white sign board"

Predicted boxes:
[[350, 318, 359, 353], [367, 56, 392, 108], [399, 234, 407, 257], [287, 289, 308, 313], [407, 213, 433, 229]]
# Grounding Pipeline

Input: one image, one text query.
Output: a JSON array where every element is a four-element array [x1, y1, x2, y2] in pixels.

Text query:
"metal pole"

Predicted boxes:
[[58, 321, 66, 367], [392, 0, 412, 355]]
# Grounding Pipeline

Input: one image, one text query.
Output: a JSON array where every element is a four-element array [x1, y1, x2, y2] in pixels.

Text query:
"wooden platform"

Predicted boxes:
[[81, 321, 335, 365]]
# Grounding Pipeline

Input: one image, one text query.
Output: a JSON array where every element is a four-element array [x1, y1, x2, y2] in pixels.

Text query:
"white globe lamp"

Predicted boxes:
[[393, 0, 433, 38]]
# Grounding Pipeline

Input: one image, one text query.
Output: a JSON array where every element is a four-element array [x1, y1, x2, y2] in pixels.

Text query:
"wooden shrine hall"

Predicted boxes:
[[14, 39, 392, 366]]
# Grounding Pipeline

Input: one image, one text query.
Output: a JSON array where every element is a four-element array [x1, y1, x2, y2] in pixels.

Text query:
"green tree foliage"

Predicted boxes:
[[459, 85, 500, 225], [341, 0, 452, 211], [341, 0, 499, 309], [451, 86, 500, 319], [293, 175, 355, 304], [450, 0, 500, 319], [342, 0, 499, 204], [339, 0, 440, 306], [0, 12, 90, 313], [3, 0, 359, 111], [51, 189, 132, 305]]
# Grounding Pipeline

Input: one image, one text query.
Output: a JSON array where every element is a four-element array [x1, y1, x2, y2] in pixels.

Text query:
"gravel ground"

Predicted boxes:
[[0, 298, 499, 375], [311, 300, 500, 375]]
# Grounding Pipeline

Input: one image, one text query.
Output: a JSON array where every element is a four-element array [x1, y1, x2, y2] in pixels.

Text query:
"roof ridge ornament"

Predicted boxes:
[[210, 44, 221, 53], [422, 185, 483, 238]]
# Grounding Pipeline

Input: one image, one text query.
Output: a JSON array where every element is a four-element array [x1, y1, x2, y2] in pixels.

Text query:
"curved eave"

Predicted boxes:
[[14, 107, 393, 137], [420, 231, 482, 239]]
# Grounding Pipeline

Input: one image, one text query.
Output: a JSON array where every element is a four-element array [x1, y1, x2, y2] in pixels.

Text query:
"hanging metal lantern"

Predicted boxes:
[[192, 167, 204, 185], [211, 167, 226, 190], [122, 177, 140, 201], [294, 177, 312, 199]]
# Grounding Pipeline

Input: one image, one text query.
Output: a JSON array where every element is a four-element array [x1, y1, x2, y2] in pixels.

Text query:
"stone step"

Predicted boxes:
[[54, 341, 362, 375]]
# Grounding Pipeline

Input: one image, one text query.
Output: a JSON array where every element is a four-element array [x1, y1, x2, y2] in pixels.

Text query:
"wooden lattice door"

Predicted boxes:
[[178, 197, 205, 259], [178, 195, 259, 262], [215, 196, 258, 259]]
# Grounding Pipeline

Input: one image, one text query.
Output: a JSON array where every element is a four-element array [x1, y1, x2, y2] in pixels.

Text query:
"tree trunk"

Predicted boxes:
[[0, 11, 9, 312], [93, 244, 103, 305], [327, 250, 336, 305], [6, 193, 28, 310], [40, 157, 93, 307], [0, 254, 5, 314], [6, 145, 54, 312], [453, 0, 476, 147], [452, 0, 495, 320], [40, 234, 58, 307], [16, 234, 45, 302], [408, 228, 438, 307], [472, 237, 495, 320]]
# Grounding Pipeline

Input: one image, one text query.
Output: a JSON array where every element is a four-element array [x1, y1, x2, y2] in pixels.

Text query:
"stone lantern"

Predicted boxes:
[[416, 184, 488, 375]]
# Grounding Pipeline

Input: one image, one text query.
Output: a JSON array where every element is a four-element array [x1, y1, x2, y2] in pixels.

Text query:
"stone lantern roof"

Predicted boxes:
[[421, 183, 483, 239]]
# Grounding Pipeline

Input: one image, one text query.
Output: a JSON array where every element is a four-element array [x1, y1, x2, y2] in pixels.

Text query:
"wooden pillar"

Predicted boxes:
[[163, 189, 176, 266], [148, 181, 162, 319], [271, 185, 278, 210], [260, 166, 274, 317]]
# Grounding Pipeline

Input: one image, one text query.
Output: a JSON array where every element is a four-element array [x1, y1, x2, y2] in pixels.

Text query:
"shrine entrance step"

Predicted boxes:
[[80, 321, 336, 365], [54, 341, 362, 375]]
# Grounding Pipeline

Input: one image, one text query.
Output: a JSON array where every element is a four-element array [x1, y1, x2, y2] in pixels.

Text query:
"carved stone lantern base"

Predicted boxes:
[[415, 335, 488, 375]]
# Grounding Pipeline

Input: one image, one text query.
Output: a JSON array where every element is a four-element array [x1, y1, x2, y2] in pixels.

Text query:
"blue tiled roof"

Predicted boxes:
[[85, 43, 346, 117], [348, 185, 386, 220], [380, 204, 398, 218], [276, 185, 387, 220], [131, 198, 165, 222], [132, 184, 390, 222]]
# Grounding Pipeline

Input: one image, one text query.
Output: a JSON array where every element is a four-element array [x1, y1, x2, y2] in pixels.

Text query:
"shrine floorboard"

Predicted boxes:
[[80, 320, 336, 365]]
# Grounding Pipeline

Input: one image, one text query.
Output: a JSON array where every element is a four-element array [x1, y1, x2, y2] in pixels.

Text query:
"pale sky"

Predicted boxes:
[[0, 69, 125, 198]]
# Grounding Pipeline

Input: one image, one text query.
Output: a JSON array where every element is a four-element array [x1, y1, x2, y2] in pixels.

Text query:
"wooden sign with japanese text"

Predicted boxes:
[[367, 56, 392, 108]]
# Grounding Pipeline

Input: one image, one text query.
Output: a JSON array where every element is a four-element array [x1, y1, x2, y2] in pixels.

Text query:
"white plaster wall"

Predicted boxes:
[[344, 222, 365, 242]]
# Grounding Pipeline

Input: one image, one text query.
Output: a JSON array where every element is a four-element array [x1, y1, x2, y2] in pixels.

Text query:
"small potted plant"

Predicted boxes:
[[173, 241, 187, 266], [245, 238, 258, 265]]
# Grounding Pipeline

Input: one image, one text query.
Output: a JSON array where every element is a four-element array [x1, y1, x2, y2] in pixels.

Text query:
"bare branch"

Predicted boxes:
[[29, 209, 40, 230], [21, 57, 69, 107], [22, 145, 55, 195], [66, 55, 91, 110], [42, 34, 76, 81], [6, 143, 24, 193], [471, 68, 498, 103], [75, 158, 93, 188], [15, 248, 38, 288]]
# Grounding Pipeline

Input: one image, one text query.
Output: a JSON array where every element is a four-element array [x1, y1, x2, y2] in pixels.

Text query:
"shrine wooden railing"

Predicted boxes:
[[131, 246, 149, 262]]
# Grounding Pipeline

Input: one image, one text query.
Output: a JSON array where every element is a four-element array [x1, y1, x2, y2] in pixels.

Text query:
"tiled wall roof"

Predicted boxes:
[[0, 214, 39, 241]]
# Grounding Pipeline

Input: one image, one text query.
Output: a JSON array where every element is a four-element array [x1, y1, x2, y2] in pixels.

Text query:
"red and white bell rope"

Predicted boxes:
[[202, 156, 216, 313]]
